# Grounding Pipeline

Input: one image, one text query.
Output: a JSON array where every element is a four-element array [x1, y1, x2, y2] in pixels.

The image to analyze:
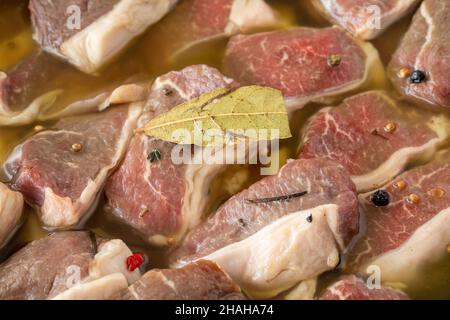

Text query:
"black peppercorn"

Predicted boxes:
[[410, 70, 426, 84], [371, 190, 390, 207], [306, 215, 313, 223], [238, 218, 246, 227]]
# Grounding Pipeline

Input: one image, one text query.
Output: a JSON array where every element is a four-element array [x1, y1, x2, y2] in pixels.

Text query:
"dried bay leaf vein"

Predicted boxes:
[[144, 111, 288, 130], [142, 86, 292, 146]]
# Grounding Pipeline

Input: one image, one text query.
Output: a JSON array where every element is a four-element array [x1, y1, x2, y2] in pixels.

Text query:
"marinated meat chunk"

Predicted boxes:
[[298, 91, 448, 192], [223, 27, 382, 112], [346, 151, 450, 287], [0, 231, 141, 300], [0, 231, 97, 300], [388, 0, 450, 108], [312, 0, 421, 40], [29, 0, 178, 73], [3, 104, 141, 229], [171, 158, 358, 297], [113, 260, 245, 300]]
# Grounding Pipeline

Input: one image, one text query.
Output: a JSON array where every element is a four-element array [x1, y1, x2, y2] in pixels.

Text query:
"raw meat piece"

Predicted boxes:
[[52, 239, 142, 300], [388, 0, 450, 108], [223, 27, 382, 112], [298, 91, 448, 192], [312, 0, 421, 39], [346, 151, 450, 287], [113, 260, 245, 300], [0, 231, 141, 300], [29, 0, 178, 73], [170, 158, 358, 297], [3, 104, 141, 229]]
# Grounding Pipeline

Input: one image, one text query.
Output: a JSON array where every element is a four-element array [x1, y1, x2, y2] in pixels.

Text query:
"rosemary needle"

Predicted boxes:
[[246, 191, 308, 204]]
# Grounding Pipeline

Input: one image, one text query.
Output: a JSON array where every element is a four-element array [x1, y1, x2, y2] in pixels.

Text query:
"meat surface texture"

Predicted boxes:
[[388, 0, 450, 108], [0, 232, 141, 300], [223, 27, 381, 112], [312, 0, 421, 40], [0, 231, 97, 300], [113, 260, 245, 300], [298, 91, 448, 192], [346, 151, 450, 287], [105, 65, 237, 246], [3, 104, 142, 229], [0, 52, 65, 126], [0, 52, 61, 113], [0, 182, 24, 249], [143, 0, 278, 60], [29, 0, 178, 73], [170, 158, 358, 297], [320, 275, 410, 300]]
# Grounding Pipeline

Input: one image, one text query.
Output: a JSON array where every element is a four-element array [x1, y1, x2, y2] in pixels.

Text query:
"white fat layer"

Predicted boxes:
[[362, 207, 450, 286], [146, 148, 227, 246], [60, 0, 177, 73], [51, 273, 128, 300], [414, 2, 434, 71], [352, 115, 448, 192], [202, 204, 341, 298], [43, 92, 112, 121], [0, 71, 145, 126], [183, 163, 224, 231], [316, 0, 420, 40], [285, 36, 383, 112], [183, 142, 261, 233], [283, 278, 317, 300], [90, 239, 141, 284], [51, 239, 141, 300], [226, 0, 278, 34], [38, 83, 147, 121], [0, 183, 24, 249], [41, 188, 78, 227], [40, 103, 142, 228], [101, 84, 148, 109], [0, 85, 62, 126]]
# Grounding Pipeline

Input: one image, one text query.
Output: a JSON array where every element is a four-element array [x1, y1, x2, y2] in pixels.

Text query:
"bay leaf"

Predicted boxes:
[[142, 85, 292, 147]]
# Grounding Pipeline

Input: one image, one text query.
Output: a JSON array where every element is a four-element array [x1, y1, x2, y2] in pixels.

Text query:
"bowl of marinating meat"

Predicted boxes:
[[0, 0, 449, 304]]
